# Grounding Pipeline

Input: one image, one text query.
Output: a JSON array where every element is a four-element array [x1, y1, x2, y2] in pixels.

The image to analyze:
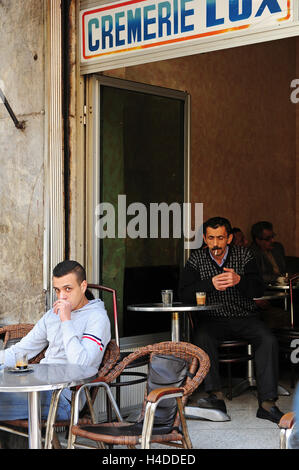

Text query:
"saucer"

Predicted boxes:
[[6, 366, 34, 374]]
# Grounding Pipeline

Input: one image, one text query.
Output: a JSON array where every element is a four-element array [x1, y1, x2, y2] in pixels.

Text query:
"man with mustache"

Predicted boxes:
[[180, 216, 285, 423]]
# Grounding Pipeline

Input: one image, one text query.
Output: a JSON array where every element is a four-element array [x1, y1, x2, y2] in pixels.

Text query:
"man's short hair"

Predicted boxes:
[[53, 260, 86, 284], [203, 217, 232, 236], [251, 221, 273, 243]]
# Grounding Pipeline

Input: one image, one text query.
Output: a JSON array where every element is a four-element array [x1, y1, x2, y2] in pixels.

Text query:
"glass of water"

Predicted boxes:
[[161, 290, 173, 307]]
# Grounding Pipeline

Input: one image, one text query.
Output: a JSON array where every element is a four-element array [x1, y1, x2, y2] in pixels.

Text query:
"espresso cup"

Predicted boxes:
[[15, 352, 28, 370]]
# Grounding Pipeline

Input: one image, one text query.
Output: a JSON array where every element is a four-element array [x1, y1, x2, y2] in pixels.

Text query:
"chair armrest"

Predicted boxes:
[[278, 412, 295, 429], [147, 386, 184, 404], [73, 381, 123, 425]]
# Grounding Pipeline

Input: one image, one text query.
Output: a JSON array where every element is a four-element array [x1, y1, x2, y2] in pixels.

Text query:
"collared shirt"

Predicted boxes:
[[209, 246, 229, 267]]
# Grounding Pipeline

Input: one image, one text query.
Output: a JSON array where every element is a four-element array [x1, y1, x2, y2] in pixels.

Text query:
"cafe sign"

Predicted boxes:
[[80, 0, 296, 69]]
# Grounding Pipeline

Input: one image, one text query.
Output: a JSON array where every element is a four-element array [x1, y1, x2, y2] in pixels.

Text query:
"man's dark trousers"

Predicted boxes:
[[192, 315, 279, 404]]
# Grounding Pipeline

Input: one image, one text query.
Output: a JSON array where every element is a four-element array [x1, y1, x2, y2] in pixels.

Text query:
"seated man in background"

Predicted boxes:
[[180, 216, 285, 423], [0, 259, 111, 422], [250, 221, 286, 284], [250, 221, 289, 329], [232, 227, 249, 247]]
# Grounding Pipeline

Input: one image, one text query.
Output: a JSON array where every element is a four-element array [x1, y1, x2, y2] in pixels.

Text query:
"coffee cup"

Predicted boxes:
[[15, 352, 28, 370]]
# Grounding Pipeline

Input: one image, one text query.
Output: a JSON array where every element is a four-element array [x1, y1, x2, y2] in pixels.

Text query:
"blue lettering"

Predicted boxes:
[[207, 0, 224, 27], [144, 5, 156, 41], [127, 9, 142, 44], [88, 18, 99, 52], [229, 0, 252, 22], [181, 0, 194, 33], [115, 12, 125, 46], [158, 2, 171, 37], [173, 0, 179, 34], [255, 0, 282, 17], [101, 15, 113, 49]]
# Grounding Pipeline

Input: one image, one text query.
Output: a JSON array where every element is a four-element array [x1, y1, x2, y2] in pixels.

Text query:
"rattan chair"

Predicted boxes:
[[70, 341, 210, 449], [0, 324, 120, 448]]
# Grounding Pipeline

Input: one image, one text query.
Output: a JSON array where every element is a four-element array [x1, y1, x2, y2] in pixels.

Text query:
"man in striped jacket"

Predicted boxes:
[[180, 216, 285, 424]]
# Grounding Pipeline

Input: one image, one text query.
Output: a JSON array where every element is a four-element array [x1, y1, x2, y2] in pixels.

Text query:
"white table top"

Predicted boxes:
[[0, 363, 98, 393], [254, 291, 289, 300], [127, 302, 221, 312], [267, 283, 299, 290]]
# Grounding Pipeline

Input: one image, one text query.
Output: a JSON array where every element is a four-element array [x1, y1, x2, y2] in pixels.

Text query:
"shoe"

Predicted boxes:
[[196, 394, 227, 414], [256, 405, 284, 424]]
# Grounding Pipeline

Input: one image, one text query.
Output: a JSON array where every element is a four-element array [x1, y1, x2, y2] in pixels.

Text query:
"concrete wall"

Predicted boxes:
[[0, 0, 45, 324], [104, 37, 297, 256]]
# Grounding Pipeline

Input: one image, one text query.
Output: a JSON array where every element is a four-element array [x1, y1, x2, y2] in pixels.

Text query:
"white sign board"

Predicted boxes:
[[80, 0, 297, 71]]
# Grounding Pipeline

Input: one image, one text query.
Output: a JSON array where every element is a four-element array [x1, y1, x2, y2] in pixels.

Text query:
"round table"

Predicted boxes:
[[267, 283, 299, 327], [0, 363, 98, 449], [127, 302, 221, 342]]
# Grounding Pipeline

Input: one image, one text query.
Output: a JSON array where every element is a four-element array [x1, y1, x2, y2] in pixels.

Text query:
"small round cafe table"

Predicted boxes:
[[127, 302, 221, 342], [0, 363, 97, 449]]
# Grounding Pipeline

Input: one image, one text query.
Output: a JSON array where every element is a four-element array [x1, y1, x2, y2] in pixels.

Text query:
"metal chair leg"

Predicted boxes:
[[177, 397, 192, 449], [227, 363, 232, 401], [141, 401, 158, 449], [44, 389, 63, 449]]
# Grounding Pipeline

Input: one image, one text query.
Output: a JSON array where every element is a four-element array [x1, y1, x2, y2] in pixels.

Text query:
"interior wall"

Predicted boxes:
[[104, 37, 297, 256]]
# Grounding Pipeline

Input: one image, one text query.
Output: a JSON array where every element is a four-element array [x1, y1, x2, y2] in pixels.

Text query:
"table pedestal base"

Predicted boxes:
[[230, 378, 290, 398], [229, 377, 256, 399], [184, 404, 231, 422], [278, 385, 290, 396], [28, 391, 42, 449]]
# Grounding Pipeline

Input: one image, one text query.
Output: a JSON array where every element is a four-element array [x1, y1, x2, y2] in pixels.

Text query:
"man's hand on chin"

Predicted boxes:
[[53, 299, 72, 322]]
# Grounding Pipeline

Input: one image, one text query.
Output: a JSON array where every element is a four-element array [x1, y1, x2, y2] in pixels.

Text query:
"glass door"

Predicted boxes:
[[88, 76, 189, 339]]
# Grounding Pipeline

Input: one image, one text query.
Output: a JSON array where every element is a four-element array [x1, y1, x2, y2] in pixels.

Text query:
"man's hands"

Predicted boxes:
[[53, 299, 72, 322], [212, 267, 241, 291]]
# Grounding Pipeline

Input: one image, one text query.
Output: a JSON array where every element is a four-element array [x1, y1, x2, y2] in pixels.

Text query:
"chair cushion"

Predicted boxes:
[[145, 354, 188, 427], [79, 422, 173, 437]]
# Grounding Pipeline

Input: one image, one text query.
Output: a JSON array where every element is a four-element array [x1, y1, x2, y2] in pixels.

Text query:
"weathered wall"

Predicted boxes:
[[104, 37, 297, 256], [0, 0, 45, 323]]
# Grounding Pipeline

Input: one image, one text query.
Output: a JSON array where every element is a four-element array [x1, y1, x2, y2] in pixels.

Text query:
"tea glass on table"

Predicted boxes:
[[196, 292, 206, 306]]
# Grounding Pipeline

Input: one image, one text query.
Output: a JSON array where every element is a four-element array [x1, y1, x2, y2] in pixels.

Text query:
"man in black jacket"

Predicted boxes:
[[180, 216, 284, 423], [250, 221, 286, 284], [250, 221, 289, 329]]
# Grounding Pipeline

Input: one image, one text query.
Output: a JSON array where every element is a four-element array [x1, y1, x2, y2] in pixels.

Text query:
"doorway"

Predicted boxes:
[[89, 76, 189, 338]]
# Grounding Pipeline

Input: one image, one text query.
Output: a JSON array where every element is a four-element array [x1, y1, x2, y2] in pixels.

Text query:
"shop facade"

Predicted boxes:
[[76, 0, 299, 342], [1, 0, 299, 344]]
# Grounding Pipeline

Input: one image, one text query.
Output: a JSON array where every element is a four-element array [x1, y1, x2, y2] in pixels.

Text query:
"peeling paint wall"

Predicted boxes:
[[0, 0, 45, 324]]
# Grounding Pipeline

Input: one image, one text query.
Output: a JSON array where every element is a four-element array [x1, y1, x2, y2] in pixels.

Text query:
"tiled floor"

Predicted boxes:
[[186, 382, 293, 450]]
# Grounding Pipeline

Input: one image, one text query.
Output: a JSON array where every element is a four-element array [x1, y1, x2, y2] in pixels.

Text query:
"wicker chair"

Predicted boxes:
[[0, 324, 120, 448], [70, 341, 210, 449]]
